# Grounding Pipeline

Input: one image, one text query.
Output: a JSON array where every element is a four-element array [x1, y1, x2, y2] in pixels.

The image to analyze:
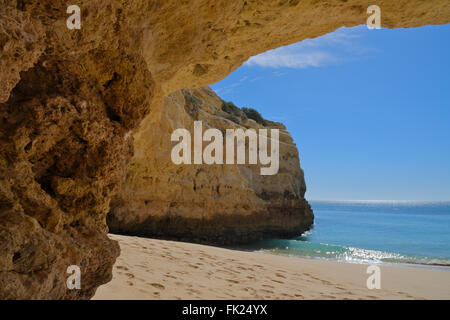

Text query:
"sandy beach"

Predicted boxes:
[[93, 234, 450, 300]]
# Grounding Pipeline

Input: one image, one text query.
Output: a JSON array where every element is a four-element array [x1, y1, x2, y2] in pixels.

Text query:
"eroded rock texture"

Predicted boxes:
[[0, 2, 154, 299], [109, 87, 314, 244], [0, 0, 449, 299]]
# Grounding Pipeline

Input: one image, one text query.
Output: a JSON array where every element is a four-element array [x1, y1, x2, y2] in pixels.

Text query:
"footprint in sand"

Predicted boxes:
[[176, 271, 188, 275], [261, 289, 274, 294], [188, 288, 201, 295], [150, 283, 165, 290], [271, 279, 284, 284], [397, 291, 416, 299], [116, 265, 129, 271], [226, 279, 240, 284]]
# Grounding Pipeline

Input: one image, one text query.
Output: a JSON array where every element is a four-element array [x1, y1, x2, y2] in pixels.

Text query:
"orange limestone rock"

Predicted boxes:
[[0, 0, 449, 299], [108, 87, 314, 244]]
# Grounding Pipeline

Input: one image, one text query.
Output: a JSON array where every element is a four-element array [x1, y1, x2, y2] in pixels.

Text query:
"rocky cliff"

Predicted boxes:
[[108, 87, 313, 244], [0, 0, 449, 299]]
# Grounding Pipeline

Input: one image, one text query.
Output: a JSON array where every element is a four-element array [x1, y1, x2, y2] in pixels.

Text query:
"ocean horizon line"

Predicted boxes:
[[309, 199, 450, 204]]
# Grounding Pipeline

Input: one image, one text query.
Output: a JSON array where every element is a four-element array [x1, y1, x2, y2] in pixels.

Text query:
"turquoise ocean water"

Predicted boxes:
[[236, 201, 450, 268]]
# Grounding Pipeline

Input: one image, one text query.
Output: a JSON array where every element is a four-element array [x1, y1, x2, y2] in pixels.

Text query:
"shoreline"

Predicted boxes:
[[230, 249, 450, 271], [93, 234, 450, 300], [226, 249, 450, 272]]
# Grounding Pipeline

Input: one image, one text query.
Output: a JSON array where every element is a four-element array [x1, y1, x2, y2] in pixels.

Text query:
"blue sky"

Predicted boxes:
[[211, 24, 450, 201]]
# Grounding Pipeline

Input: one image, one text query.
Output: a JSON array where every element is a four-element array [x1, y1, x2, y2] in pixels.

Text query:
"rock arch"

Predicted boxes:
[[0, 0, 449, 299]]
